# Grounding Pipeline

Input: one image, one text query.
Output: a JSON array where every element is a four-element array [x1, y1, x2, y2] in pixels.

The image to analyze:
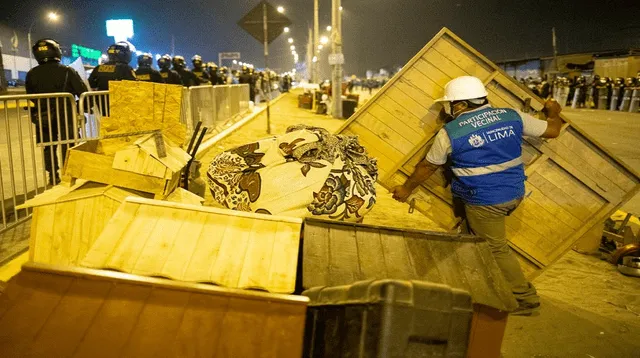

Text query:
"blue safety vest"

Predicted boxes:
[[444, 105, 525, 206]]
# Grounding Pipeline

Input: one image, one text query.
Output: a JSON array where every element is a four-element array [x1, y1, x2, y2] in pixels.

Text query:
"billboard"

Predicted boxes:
[[106, 19, 134, 43]]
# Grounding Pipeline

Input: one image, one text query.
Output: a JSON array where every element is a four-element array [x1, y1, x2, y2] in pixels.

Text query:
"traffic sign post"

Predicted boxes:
[[238, 1, 292, 134]]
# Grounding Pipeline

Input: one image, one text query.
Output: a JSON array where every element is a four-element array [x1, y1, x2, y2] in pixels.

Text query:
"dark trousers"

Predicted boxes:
[[34, 114, 75, 183]]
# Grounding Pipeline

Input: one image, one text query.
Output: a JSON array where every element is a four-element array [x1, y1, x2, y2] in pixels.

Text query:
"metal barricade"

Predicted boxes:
[[0, 92, 79, 234], [184, 84, 252, 139], [77, 91, 110, 140]]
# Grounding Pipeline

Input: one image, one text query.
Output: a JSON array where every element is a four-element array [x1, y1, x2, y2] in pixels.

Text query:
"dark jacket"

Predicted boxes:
[[159, 69, 183, 85], [192, 68, 211, 85], [88, 62, 136, 90], [175, 68, 199, 87], [135, 66, 163, 83], [26, 61, 88, 118]]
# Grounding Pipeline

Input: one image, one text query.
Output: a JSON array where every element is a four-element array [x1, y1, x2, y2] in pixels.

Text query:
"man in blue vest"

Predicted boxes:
[[391, 76, 563, 316]]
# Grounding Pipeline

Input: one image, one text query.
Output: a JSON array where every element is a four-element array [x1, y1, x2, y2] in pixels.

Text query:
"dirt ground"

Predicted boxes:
[[199, 90, 640, 357]]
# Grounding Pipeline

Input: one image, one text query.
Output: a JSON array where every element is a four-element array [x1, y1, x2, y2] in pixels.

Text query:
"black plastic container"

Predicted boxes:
[[302, 279, 473, 358]]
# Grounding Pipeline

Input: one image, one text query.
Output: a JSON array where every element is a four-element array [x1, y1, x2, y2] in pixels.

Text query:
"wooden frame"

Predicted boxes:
[[337, 28, 640, 278]]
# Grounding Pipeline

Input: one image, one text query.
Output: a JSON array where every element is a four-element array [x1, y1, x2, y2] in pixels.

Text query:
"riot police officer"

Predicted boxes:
[[172, 55, 199, 87], [135, 53, 162, 83], [238, 65, 256, 102], [88, 42, 136, 90], [157, 54, 182, 85], [191, 55, 211, 85], [219, 66, 230, 84], [207, 62, 223, 85], [26, 38, 88, 185]]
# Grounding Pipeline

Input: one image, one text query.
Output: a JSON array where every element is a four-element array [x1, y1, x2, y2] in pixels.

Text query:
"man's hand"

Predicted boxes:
[[543, 99, 562, 118], [391, 185, 413, 203]]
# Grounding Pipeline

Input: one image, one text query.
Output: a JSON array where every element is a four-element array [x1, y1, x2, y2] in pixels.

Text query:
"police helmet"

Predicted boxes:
[[158, 54, 172, 70], [137, 53, 153, 67], [625, 77, 637, 87], [242, 65, 249, 74], [206, 62, 218, 70], [192, 55, 203, 68], [220, 66, 228, 74], [32, 38, 62, 64], [107, 42, 134, 64], [172, 56, 186, 69]]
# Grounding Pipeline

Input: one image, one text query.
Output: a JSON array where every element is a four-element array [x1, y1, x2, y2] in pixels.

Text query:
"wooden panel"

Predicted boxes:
[[302, 218, 518, 312], [336, 27, 640, 277], [81, 198, 302, 293], [0, 263, 307, 358]]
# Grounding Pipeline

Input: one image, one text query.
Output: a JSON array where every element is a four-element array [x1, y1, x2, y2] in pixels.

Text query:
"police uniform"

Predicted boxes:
[[26, 39, 88, 184], [238, 70, 256, 102], [159, 69, 183, 85], [192, 68, 211, 85], [88, 63, 136, 90], [175, 68, 199, 87], [135, 66, 163, 83]]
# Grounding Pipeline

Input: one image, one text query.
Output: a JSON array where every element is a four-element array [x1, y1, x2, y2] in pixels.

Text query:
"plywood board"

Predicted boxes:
[[0, 263, 308, 358], [104, 81, 187, 146], [302, 218, 518, 311], [81, 197, 302, 293], [336, 27, 640, 277]]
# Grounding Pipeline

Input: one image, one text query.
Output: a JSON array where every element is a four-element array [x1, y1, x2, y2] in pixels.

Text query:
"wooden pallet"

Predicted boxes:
[[81, 197, 302, 293], [337, 28, 640, 278]]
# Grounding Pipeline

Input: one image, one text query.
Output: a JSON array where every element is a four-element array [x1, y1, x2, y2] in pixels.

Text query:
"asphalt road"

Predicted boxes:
[[563, 108, 640, 214]]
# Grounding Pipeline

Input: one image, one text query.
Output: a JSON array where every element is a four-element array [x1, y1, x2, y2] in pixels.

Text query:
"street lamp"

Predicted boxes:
[[284, 27, 290, 33], [326, 25, 332, 31], [28, 11, 60, 68], [290, 45, 295, 50], [277, 6, 285, 13], [318, 45, 323, 50], [288, 38, 294, 44], [320, 36, 329, 45]]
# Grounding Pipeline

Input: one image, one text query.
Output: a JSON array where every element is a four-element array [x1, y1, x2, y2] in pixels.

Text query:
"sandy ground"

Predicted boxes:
[[199, 90, 640, 357]]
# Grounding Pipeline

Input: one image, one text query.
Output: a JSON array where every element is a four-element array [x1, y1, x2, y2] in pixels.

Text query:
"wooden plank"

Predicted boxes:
[[412, 58, 452, 87], [265, 222, 300, 293], [81, 202, 142, 268], [401, 66, 442, 100], [432, 36, 493, 81], [181, 212, 229, 282], [50, 201, 76, 266], [24, 277, 112, 357], [210, 216, 254, 287], [375, 94, 428, 134], [422, 47, 469, 79], [257, 301, 306, 358], [526, 171, 594, 221], [159, 210, 208, 280], [237, 220, 277, 290], [73, 283, 152, 358], [354, 227, 387, 279], [328, 225, 361, 284], [403, 232, 445, 283], [32, 205, 55, 264], [0, 272, 73, 357], [130, 206, 190, 277], [121, 288, 191, 356], [367, 102, 425, 144], [556, 129, 636, 192], [425, 239, 472, 293], [215, 298, 269, 357], [379, 229, 416, 279], [355, 112, 417, 154], [302, 222, 330, 288], [170, 293, 229, 358], [524, 182, 583, 230]]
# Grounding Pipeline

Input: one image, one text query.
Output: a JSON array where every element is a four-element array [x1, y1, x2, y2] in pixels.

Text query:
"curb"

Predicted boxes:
[[196, 93, 288, 159]]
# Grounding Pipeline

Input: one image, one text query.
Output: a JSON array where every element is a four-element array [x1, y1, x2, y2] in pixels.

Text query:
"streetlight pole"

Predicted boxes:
[[263, 2, 271, 134], [313, 0, 319, 83], [331, 0, 343, 118], [28, 21, 36, 69]]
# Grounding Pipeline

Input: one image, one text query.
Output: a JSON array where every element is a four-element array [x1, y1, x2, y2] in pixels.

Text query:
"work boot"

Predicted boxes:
[[510, 302, 541, 316]]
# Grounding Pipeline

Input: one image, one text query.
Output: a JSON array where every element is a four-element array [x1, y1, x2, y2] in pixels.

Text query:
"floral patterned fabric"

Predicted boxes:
[[207, 125, 378, 221]]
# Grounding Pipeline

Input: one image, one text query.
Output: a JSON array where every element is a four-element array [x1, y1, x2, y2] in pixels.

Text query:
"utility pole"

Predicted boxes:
[[263, 2, 272, 134], [552, 27, 558, 73], [307, 27, 313, 81], [331, 0, 343, 118], [171, 35, 175, 57], [313, 0, 319, 83]]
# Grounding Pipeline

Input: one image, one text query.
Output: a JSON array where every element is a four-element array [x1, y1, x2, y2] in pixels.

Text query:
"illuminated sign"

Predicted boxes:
[[106, 19, 134, 43], [71, 44, 102, 61]]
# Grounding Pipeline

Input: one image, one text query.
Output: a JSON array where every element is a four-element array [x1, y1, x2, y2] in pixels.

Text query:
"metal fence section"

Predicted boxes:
[[188, 84, 251, 137], [0, 92, 80, 234], [78, 91, 110, 139]]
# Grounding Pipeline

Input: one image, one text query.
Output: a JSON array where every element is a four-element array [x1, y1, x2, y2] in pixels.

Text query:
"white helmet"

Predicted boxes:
[[436, 76, 488, 102]]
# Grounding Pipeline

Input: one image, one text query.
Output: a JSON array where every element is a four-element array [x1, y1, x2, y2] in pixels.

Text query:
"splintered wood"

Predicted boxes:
[[16, 181, 149, 266], [337, 27, 640, 278], [103, 81, 187, 146], [81, 198, 302, 293]]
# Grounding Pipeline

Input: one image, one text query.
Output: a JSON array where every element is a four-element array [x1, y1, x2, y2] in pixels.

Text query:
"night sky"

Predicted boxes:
[[2, 0, 639, 76]]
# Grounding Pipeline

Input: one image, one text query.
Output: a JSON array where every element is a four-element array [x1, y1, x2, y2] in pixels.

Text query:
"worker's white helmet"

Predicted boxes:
[[436, 76, 488, 102]]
